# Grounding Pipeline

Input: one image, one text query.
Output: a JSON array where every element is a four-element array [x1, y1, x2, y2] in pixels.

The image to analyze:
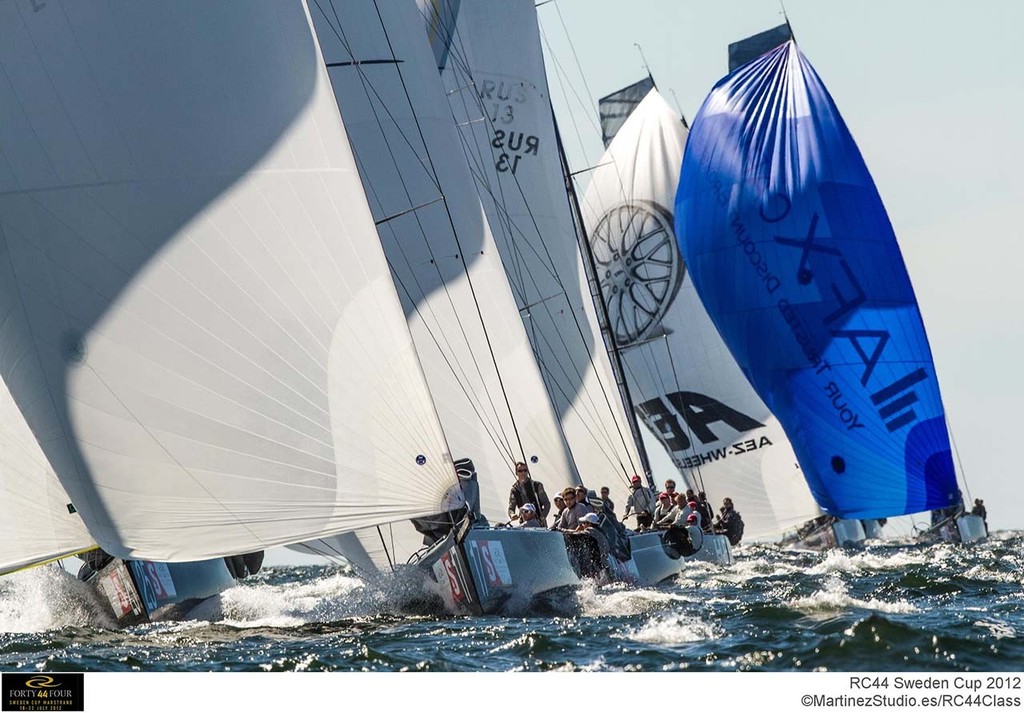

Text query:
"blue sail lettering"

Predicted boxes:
[[774, 212, 839, 285], [833, 330, 890, 386]]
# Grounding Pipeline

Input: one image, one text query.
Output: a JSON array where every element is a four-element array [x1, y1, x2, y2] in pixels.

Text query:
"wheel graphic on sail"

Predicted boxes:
[[591, 200, 685, 346]]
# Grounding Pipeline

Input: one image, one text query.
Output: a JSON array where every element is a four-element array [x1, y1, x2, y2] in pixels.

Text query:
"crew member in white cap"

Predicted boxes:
[[518, 503, 543, 528]]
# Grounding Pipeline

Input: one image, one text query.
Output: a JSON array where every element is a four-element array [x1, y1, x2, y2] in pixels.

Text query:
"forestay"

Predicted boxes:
[[0, 0, 457, 561], [676, 41, 959, 518], [580, 88, 819, 537]]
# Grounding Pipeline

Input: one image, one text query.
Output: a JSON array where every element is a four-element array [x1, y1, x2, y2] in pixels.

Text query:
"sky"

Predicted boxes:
[[270, 0, 1023, 566], [535, 0, 1024, 534]]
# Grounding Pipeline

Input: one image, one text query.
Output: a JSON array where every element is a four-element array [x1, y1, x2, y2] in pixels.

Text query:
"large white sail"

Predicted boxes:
[[306, 0, 580, 567], [579, 89, 820, 538], [428, 0, 645, 494], [0, 366, 94, 574], [0, 0, 457, 561]]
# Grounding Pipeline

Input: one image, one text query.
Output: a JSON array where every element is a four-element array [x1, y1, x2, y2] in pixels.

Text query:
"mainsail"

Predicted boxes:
[[580, 87, 820, 537], [0, 0, 459, 561], [429, 0, 645, 489], [676, 40, 959, 519], [599, 76, 657, 148], [307, 0, 581, 568]]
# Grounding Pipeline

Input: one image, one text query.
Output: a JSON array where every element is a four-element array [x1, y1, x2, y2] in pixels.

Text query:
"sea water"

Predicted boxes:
[[0, 532, 1020, 703]]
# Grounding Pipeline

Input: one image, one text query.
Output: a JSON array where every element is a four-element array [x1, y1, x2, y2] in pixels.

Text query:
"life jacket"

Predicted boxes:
[[726, 512, 744, 546]]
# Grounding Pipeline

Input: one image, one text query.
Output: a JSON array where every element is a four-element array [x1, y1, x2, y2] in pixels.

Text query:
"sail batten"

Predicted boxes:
[[676, 41, 958, 519]]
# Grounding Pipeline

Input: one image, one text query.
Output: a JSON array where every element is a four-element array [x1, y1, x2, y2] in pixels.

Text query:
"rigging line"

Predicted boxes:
[[307, 176, 457, 465], [295, 538, 348, 565], [533, 350, 636, 477], [550, 0, 599, 124], [780, 0, 797, 44], [376, 525, 396, 571], [437, 21, 643, 475], [351, 153, 515, 462], [450, 115, 573, 311], [436, 35, 562, 306], [660, 333, 707, 494], [947, 416, 970, 499], [325, 59, 403, 68], [374, 196, 446, 225], [564, 138, 692, 463], [539, 27, 601, 169], [569, 162, 613, 177], [312, 1, 442, 196], [556, 121, 648, 484], [347, 137, 515, 462], [441, 94, 546, 302], [437, 12, 640, 486], [318, 2, 517, 462], [634, 43, 651, 79], [369, 0, 528, 463], [668, 89, 690, 129], [408, 6, 558, 435], [417, 2, 637, 482], [436, 57, 571, 291], [386, 256, 517, 464]]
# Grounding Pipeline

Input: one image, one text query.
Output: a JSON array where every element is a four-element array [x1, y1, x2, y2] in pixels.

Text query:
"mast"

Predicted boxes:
[[553, 116, 655, 489]]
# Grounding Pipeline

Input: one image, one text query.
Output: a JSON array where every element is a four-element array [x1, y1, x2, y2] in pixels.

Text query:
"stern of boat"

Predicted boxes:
[[688, 532, 733, 565], [955, 514, 987, 543], [415, 526, 584, 616], [88, 557, 238, 625]]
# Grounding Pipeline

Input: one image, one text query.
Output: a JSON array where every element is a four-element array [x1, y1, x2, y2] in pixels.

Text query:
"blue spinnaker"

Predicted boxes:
[[675, 41, 958, 518]]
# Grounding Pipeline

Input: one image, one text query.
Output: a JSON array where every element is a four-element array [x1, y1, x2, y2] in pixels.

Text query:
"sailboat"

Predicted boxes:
[[293, 0, 711, 606], [674, 31, 985, 545], [423, 0, 720, 575], [0, 0, 499, 622], [580, 79, 818, 553]]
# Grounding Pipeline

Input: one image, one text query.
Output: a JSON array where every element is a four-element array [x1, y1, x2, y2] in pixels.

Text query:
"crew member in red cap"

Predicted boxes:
[[652, 491, 675, 528], [624, 475, 656, 531]]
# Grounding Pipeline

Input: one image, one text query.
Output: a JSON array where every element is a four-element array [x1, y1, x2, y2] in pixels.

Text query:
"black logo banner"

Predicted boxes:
[[3, 673, 83, 712]]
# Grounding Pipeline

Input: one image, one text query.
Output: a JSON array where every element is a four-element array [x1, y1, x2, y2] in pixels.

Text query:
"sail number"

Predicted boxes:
[[478, 78, 540, 175], [440, 552, 464, 603], [492, 130, 539, 175]]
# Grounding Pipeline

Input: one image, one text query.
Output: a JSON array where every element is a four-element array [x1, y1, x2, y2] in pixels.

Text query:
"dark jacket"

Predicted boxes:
[[715, 507, 744, 546], [508, 478, 551, 522]]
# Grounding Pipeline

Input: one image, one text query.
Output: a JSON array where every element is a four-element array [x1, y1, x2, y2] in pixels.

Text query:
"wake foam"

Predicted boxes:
[[0, 565, 116, 632]]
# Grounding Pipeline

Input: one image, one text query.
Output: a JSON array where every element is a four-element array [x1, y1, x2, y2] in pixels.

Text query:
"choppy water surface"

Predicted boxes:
[[0, 532, 1020, 673]]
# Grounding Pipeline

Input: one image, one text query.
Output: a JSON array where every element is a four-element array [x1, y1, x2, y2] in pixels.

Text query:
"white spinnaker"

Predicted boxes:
[[0, 0, 456, 561], [430, 0, 644, 499], [0, 363, 94, 574], [579, 89, 820, 538], [309, 0, 579, 563]]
